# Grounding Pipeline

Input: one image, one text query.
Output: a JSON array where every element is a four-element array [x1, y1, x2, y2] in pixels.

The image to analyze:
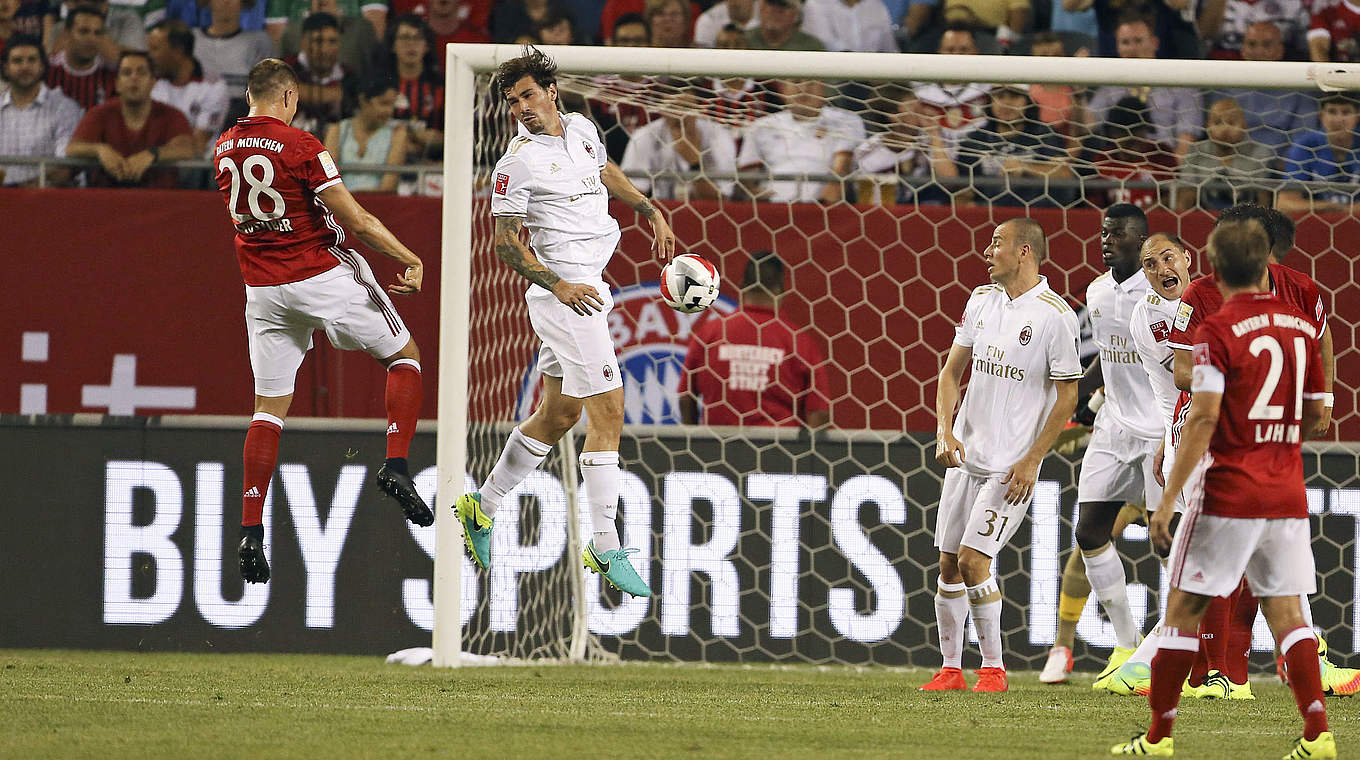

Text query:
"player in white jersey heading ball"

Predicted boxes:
[[924, 218, 1081, 693], [1069, 204, 1167, 689], [455, 47, 675, 598]]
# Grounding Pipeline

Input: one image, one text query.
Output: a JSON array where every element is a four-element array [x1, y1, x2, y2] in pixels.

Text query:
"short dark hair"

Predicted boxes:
[[1104, 202, 1149, 235], [1, 34, 47, 80], [612, 12, 650, 39], [1320, 92, 1358, 110], [149, 18, 195, 57], [357, 73, 397, 101], [533, 6, 575, 36], [116, 49, 150, 70], [1030, 30, 1062, 50], [1007, 217, 1048, 264], [1115, 11, 1155, 34], [1208, 218, 1271, 288], [246, 57, 300, 102], [1262, 207, 1296, 261], [302, 11, 340, 35], [742, 249, 786, 295], [493, 45, 558, 99], [1214, 203, 1273, 253], [65, 4, 105, 30]]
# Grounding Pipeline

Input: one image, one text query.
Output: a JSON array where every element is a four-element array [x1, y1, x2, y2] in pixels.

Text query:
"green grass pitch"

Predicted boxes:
[[2, 649, 1351, 758]]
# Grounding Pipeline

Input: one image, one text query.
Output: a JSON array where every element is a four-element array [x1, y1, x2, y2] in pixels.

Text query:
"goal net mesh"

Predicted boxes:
[[455, 58, 1360, 669]]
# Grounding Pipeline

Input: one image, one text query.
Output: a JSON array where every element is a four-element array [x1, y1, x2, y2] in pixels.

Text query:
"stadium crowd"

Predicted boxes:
[[0, 0, 1358, 208]]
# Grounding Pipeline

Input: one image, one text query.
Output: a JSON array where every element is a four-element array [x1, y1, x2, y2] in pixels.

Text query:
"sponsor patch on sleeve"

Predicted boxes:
[[1150, 320, 1171, 341], [318, 150, 339, 179], [494, 172, 509, 195], [1173, 302, 1193, 332]]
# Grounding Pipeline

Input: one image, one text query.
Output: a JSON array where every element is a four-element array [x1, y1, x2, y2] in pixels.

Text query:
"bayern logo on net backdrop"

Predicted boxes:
[[515, 283, 737, 424]]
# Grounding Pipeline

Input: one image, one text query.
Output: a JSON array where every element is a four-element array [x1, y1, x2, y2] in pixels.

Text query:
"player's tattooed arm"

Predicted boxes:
[[494, 216, 561, 291], [601, 161, 676, 260]]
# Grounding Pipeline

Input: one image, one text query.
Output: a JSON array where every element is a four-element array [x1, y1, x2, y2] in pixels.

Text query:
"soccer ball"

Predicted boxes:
[[659, 254, 720, 314]]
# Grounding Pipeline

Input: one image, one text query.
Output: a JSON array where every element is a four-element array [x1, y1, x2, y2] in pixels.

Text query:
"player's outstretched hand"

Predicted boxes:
[[1153, 441, 1166, 487], [1001, 456, 1039, 506], [1150, 504, 1175, 554], [935, 431, 966, 468], [650, 214, 676, 261], [553, 281, 606, 315], [389, 263, 422, 295]]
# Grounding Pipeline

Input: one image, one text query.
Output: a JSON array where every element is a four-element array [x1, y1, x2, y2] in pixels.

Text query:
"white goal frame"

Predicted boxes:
[[433, 43, 1354, 667]]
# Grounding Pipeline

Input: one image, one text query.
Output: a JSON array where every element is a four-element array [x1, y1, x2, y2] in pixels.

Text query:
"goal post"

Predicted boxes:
[[435, 43, 1360, 668]]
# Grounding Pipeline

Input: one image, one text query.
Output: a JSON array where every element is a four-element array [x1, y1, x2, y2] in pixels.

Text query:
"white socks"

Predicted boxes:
[[968, 577, 1004, 669], [479, 426, 552, 518], [1127, 617, 1164, 668], [1300, 593, 1315, 630], [935, 580, 968, 669], [580, 450, 621, 552], [1083, 543, 1141, 649]]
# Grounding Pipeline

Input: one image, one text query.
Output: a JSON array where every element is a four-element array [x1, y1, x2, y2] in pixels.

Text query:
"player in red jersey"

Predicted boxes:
[[1112, 217, 1334, 759], [215, 59, 434, 584]]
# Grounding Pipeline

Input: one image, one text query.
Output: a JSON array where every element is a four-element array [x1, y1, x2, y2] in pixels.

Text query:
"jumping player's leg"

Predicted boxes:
[[579, 385, 625, 552], [484, 375, 580, 519], [369, 337, 435, 527]]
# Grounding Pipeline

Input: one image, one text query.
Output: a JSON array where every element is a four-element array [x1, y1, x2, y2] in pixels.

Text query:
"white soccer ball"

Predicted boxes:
[[659, 254, 720, 314]]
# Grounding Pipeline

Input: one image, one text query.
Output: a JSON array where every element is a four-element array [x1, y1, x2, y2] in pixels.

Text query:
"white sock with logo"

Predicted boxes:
[[580, 450, 621, 553], [479, 426, 552, 519], [935, 579, 969, 669], [1082, 543, 1141, 650], [967, 577, 1004, 669], [1127, 617, 1164, 669]]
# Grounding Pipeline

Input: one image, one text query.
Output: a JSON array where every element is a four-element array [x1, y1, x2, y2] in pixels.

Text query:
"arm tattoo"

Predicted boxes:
[[494, 217, 561, 291], [632, 198, 658, 219]]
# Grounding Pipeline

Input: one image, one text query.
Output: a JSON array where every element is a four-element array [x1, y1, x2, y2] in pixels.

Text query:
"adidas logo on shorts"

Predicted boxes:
[[244, 486, 261, 498], [387, 422, 399, 434]]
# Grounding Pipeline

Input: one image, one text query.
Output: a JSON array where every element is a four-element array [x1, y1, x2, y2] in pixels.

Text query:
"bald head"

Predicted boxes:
[[1005, 217, 1048, 264]]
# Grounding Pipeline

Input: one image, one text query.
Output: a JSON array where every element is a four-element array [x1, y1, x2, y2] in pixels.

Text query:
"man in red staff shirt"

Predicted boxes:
[[679, 249, 831, 428], [213, 58, 434, 585], [66, 50, 194, 187], [1112, 217, 1333, 758]]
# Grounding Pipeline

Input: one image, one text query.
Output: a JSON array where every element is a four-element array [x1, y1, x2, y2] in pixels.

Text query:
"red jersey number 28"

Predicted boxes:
[[220, 155, 286, 221]]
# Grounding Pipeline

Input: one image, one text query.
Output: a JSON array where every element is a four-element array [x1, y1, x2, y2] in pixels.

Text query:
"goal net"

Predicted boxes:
[[434, 44, 1360, 668]]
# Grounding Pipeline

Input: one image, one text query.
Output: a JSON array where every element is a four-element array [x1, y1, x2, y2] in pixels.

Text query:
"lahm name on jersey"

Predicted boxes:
[[973, 345, 1026, 381], [216, 137, 285, 155], [1256, 422, 1302, 444], [1230, 312, 1320, 339], [234, 217, 294, 234]]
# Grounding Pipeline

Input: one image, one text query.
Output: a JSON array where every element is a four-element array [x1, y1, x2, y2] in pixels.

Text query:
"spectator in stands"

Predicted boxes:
[[590, 13, 654, 161], [146, 19, 229, 155], [1049, 0, 1099, 40], [746, 0, 825, 50], [1278, 92, 1360, 212], [708, 26, 774, 127], [853, 87, 958, 205], [1087, 15, 1202, 162], [532, 5, 576, 42], [645, 0, 691, 46], [287, 11, 355, 135], [267, 0, 384, 44], [694, 0, 758, 46], [737, 77, 865, 202], [0, 35, 83, 186], [66, 50, 193, 186], [1076, 95, 1177, 209], [490, 0, 572, 43], [897, 0, 939, 48], [324, 75, 407, 191], [427, 0, 491, 45], [1027, 31, 1088, 140], [1198, 0, 1309, 59], [679, 249, 831, 429], [914, 27, 990, 155], [159, 0, 266, 34], [801, 0, 896, 52], [382, 13, 442, 159], [46, 5, 116, 109], [46, 0, 122, 63], [194, 0, 275, 80], [620, 82, 737, 199], [4, 0, 53, 40], [278, 0, 378, 75], [1175, 97, 1276, 210], [943, 0, 1030, 49], [606, 8, 649, 43], [1207, 21, 1318, 159], [955, 83, 1073, 207], [1309, 0, 1360, 61], [1071, 0, 1198, 59]]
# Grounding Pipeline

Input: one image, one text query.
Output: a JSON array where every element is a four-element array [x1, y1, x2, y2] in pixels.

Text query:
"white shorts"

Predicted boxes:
[[244, 251, 410, 397], [1169, 513, 1316, 598], [935, 467, 1030, 557], [526, 282, 621, 399], [1160, 431, 1187, 513], [1078, 418, 1162, 506]]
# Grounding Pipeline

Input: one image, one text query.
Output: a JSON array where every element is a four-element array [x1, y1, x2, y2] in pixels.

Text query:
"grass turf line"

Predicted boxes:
[[1, 649, 1351, 759]]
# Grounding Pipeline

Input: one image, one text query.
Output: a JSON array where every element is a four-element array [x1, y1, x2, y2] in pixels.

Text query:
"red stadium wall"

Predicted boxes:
[[4, 189, 1356, 437]]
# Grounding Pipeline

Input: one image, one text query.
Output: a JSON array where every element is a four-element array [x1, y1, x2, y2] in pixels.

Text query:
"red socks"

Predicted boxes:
[[1191, 594, 1231, 685], [1148, 629, 1199, 743], [385, 359, 422, 461], [1227, 582, 1259, 684], [242, 413, 283, 526], [1281, 626, 1328, 741]]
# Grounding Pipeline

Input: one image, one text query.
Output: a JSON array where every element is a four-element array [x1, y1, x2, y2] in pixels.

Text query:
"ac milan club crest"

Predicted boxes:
[[583, 141, 596, 159], [1018, 325, 1032, 346], [603, 364, 613, 381]]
